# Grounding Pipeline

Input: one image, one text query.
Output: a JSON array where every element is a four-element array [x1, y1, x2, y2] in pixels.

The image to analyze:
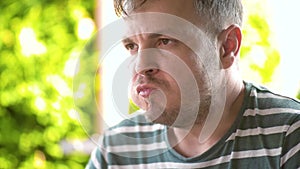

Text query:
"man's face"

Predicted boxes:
[[122, 0, 218, 127]]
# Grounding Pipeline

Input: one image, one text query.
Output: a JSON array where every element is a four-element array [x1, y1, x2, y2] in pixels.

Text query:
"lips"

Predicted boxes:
[[136, 85, 154, 98]]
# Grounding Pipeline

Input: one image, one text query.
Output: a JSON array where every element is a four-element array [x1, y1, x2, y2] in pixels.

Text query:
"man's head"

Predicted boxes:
[[114, 0, 244, 128], [114, 0, 243, 38]]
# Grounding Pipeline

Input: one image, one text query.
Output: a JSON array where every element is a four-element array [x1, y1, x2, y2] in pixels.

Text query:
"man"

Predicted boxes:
[[86, 0, 300, 168]]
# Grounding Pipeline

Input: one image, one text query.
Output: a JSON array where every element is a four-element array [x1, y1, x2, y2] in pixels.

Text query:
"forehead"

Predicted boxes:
[[119, 12, 213, 60], [121, 12, 205, 44], [125, 0, 199, 25]]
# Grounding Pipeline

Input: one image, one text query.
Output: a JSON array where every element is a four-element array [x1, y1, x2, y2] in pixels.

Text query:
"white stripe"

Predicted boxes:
[[281, 142, 300, 166], [286, 120, 300, 136], [109, 159, 231, 169], [106, 124, 165, 137], [231, 148, 282, 159], [89, 148, 101, 169], [108, 148, 281, 169], [226, 126, 290, 141], [250, 92, 286, 99], [250, 89, 258, 97], [107, 142, 167, 153], [243, 108, 300, 116], [250, 84, 268, 92], [109, 159, 230, 169]]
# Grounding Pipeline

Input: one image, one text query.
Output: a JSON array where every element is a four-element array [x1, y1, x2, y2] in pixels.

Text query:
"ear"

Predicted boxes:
[[218, 24, 242, 69]]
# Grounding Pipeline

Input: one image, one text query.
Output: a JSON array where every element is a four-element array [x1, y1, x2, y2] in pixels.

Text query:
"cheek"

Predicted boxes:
[[185, 57, 211, 93], [129, 79, 138, 101], [130, 88, 143, 109]]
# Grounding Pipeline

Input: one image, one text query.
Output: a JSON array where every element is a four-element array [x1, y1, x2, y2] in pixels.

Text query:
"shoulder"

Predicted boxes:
[[243, 81, 300, 125], [107, 113, 165, 133], [98, 113, 167, 158], [245, 81, 300, 111], [102, 113, 166, 144]]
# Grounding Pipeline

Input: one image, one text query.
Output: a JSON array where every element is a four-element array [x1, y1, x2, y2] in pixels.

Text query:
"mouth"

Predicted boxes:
[[136, 85, 155, 98]]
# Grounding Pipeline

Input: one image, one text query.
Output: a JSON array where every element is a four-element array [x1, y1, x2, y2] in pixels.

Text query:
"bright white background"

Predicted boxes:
[[270, 0, 300, 97]]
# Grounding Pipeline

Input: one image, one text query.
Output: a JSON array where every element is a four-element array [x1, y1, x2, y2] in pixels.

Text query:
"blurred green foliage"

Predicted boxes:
[[240, 0, 281, 84], [0, 0, 298, 168], [0, 0, 95, 168], [245, 15, 280, 83]]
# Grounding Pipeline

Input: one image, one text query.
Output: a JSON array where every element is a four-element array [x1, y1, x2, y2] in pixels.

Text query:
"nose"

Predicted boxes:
[[133, 48, 160, 76], [134, 49, 160, 76], [139, 68, 159, 76]]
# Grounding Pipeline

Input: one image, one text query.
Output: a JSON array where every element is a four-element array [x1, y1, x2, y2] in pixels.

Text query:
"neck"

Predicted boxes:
[[168, 79, 245, 157]]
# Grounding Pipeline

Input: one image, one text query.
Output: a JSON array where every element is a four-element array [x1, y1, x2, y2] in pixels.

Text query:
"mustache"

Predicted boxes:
[[134, 74, 170, 88]]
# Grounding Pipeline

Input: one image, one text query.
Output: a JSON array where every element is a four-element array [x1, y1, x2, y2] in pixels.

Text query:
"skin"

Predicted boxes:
[[123, 0, 245, 157]]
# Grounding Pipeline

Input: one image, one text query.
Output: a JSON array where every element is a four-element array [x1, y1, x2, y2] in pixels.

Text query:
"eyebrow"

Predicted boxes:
[[122, 37, 134, 44], [121, 33, 167, 44]]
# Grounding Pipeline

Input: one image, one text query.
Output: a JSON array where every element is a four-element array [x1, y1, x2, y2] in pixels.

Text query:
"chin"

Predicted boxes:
[[144, 101, 205, 129], [144, 113, 173, 126], [143, 108, 183, 127]]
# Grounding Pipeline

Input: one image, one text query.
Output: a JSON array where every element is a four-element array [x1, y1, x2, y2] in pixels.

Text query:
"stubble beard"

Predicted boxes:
[[132, 73, 212, 129], [146, 93, 211, 129]]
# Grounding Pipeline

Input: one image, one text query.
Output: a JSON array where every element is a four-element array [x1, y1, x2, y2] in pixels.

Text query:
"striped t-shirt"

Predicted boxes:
[[86, 82, 300, 169]]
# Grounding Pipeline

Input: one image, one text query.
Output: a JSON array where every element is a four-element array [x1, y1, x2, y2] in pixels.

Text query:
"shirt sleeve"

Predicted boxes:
[[280, 115, 300, 169], [85, 136, 108, 169], [85, 147, 108, 169]]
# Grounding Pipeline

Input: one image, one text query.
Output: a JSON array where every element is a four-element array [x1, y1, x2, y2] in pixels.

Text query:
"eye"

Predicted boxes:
[[160, 38, 172, 45], [124, 43, 138, 52], [157, 38, 177, 47]]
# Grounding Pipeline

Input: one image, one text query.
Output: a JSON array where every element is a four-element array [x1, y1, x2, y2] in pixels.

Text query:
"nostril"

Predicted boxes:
[[145, 68, 159, 76]]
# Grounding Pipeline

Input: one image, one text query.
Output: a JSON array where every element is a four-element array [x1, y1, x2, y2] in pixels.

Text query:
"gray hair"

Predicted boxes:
[[114, 0, 243, 36], [194, 0, 243, 36]]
